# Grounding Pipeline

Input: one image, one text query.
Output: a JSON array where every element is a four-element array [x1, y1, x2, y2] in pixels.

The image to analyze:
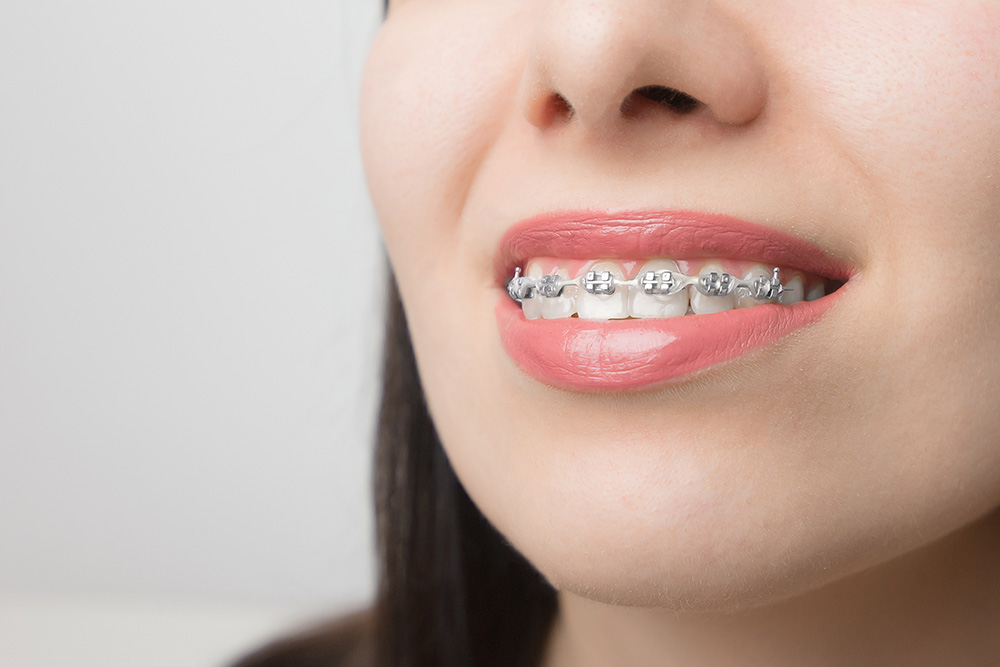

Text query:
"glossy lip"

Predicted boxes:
[[494, 210, 855, 391]]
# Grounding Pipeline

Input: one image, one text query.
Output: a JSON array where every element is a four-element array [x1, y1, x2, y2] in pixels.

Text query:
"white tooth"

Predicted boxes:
[[780, 276, 804, 304], [522, 261, 543, 320], [736, 264, 771, 309], [540, 267, 578, 319], [628, 259, 688, 319], [806, 282, 826, 302], [576, 260, 629, 320], [690, 263, 736, 314]]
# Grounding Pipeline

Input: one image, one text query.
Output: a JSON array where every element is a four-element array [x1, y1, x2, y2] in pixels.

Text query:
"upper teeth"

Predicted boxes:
[[509, 266, 784, 301], [507, 259, 824, 320]]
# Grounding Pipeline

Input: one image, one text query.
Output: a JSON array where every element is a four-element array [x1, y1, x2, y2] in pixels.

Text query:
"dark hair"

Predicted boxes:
[[233, 276, 557, 667], [234, 1, 556, 662], [371, 275, 557, 667], [371, 4, 556, 662]]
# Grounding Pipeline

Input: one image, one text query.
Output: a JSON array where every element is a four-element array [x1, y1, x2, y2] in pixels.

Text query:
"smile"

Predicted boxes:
[[494, 210, 855, 390], [506, 260, 826, 320]]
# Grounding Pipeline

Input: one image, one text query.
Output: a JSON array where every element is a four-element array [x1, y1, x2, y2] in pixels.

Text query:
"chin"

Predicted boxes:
[[453, 423, 986, 617], [502, 505, 823, 612], [506, 510, 880, 614], [491, 462, 1000, 616]]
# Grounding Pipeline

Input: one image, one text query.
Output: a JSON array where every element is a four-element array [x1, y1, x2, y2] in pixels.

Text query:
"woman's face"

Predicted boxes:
[[361, 0, 1000, 610]]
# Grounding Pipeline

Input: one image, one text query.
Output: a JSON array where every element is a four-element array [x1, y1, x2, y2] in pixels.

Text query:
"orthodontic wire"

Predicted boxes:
[[506, 266, 788, 304]]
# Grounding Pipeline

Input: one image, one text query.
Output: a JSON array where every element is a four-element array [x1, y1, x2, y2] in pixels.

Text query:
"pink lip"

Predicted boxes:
[[495, 210, 854, 391]]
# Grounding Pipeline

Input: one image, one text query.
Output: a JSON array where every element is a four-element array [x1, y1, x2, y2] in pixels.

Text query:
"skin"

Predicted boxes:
[[361, 1, 1000, 664]]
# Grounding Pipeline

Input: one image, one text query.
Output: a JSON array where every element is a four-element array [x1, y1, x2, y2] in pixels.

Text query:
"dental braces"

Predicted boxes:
[[506, 266, 787, 303]]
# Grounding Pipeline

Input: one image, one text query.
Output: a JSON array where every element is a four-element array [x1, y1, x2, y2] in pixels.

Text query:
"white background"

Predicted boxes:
[[0, 1, 384, 664]]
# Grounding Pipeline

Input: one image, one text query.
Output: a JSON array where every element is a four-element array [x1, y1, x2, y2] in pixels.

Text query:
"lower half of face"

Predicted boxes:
[[362, 0, 1000, 611]]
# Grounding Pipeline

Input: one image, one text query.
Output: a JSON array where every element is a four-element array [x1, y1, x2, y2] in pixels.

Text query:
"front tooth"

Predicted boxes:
[[629, 259, 688, 319], [576, 261, 628, 320], [521, 261, 543, 320], [736, 264, 771, 309], [690, 263, 736, 314], [780, 276, 804, 304], [806, 282, 826, 301], [539, 270, 578, 319]]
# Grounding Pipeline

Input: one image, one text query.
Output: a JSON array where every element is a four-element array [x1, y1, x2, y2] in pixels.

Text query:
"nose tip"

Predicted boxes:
[[519, 1, 768, 132]]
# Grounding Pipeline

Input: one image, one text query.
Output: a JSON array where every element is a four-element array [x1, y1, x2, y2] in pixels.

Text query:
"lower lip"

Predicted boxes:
[[496, 292, 844, 391]]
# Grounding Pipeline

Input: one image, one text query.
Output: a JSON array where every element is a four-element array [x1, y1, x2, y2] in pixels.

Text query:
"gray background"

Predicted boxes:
[[0, 1, 383, 663]]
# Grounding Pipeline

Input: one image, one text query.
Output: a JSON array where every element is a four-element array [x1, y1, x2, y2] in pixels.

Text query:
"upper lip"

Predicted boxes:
[[494, 209, 856, 285]]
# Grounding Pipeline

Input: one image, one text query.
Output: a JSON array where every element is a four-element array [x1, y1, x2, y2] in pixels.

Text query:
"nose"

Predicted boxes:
[[518, 0, 768, 132]]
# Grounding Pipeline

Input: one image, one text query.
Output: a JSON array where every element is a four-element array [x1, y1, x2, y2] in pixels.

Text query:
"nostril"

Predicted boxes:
[[529, 92, 575, 126], [552, 92, 574, 120], [638, 86, 701, 113], [621, 85, 702, 117]]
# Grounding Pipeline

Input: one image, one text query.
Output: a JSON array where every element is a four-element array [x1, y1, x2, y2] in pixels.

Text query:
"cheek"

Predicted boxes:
[[778, 1, 1000, 210], [773, 1, 1000, 386], [359, 4, 540, 501], [360, 3, 533, 278]]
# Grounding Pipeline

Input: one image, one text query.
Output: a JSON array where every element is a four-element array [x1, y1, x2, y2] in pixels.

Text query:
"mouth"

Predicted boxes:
[[494, 210, 855, 391]]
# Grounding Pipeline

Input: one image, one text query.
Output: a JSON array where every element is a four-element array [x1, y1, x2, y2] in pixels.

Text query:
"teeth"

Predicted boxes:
[[508, 259, 829, 320], [629, 259, 688, 319], [577, 261, 629, 320], [735, 264, 772, 309], [522, 263, 544, 320], [527, 259, 578, 319], [690, 263, 736, 314], [780, 276, 804, 304]]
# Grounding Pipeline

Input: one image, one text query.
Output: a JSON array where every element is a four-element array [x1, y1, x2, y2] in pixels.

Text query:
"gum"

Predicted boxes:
[[525, 256, 820, 290]]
